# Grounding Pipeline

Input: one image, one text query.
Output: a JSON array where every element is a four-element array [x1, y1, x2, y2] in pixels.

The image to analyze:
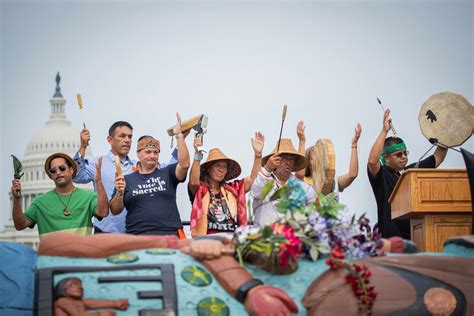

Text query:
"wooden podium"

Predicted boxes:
[[389, 169, 472, 252]]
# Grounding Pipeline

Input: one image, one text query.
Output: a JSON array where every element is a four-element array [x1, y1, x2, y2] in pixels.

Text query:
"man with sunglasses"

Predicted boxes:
[[368, 109, 447, 239], [73, 121, 178, 234], [10, 153, 109, 239]]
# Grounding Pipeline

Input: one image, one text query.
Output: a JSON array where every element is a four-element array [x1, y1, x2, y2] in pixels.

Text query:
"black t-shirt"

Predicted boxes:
[[121, 163, 183, 234], [367, 155, 436, 239]]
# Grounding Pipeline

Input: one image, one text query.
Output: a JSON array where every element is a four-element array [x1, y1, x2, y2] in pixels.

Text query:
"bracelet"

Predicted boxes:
[[255, 154, 262, 158], [194, 152, 204, 161], [235, 279, 263, 303], [175, 133, 184, 139], [351, 145, 358, 148]]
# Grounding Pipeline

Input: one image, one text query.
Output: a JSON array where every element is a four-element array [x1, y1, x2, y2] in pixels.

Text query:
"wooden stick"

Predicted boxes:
[[377, 97, 397, 138], [277, 104, 288, 152], [76, 93, 86, 129], [115, 155, 122, 177]]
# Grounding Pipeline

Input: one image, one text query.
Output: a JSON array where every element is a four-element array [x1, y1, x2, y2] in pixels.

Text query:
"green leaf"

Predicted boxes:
[[262, 226, 273, 239], [236, 248, 245, 267], [259, 180, 275, 203], [270, 186, 289, 201], [276, 200, 290, 213], [317, 193, 328, 207]]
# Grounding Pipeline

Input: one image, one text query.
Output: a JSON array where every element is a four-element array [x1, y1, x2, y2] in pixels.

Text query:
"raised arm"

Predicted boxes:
[[73, 128, 96, 184], [94, 157, 109, 218], [338, 123, 362, 192], [295, 121, 306, 180], [79, 128, 90, 157], [244, 132, 264, 192], [433, 145, 448, 167], [11, 179, 32, 230], [188, 134, 203, 196], [368, 109, 391, 177], [174, 113, 190, 181], [109, 175, 125, 215]]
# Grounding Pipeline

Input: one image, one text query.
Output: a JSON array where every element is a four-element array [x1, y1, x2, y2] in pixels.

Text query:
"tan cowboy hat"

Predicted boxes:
[[262, 138, 307, 171], [201, 148, 242, 182], [44, 152, 77, 179]]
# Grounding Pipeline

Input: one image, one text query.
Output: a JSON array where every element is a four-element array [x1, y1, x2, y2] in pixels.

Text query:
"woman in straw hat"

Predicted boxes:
[[106, 113, 190, 237], [251, 137, 317, 227], [188, 132, 265, 237]]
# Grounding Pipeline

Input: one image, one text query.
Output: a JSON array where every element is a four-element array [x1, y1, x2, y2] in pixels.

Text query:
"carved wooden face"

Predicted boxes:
[[64, 278, 84, 299], [419, 92, 473, 147]]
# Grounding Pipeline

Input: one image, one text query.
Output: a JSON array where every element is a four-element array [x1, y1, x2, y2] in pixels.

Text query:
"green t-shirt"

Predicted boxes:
[[24, 187, 98, 239]]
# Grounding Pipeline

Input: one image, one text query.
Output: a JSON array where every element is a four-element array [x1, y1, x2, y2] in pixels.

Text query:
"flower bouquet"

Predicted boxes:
[[233, 178, 382, 314], [234, 178, 382, 272]]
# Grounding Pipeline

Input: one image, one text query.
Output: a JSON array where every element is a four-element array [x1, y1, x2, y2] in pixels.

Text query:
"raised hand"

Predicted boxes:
[[245, 285, 298, 316], [352, 123, 362, 146], [296, 121, 305, 142], [251, 131, 265, 156], [173, 112, 182, 135], [11, 179, 21, 199], [80, 128, 90, 149], [193, 133, 202, 153], [265, 153, 281, 171], [95, 157, 103, 183], [115, 176, 126, 196]]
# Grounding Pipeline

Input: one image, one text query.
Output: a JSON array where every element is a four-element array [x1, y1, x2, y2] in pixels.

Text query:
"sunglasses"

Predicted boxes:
[[49, 164, 68, 174], [391, 151, 409, 158]]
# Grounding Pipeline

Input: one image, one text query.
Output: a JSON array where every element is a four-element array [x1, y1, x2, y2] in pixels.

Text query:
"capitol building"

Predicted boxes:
[[0, 73, 92, 249]]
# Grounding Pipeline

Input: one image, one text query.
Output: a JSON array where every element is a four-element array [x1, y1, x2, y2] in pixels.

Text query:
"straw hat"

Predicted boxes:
[[44, 152, 77, 179], [201, 148, 242, 182], [262, 138, 307, 171]]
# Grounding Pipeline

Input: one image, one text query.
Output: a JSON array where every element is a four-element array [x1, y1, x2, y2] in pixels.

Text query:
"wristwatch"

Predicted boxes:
[[194, 152, 204, 161], [235, 278, 263, 303]]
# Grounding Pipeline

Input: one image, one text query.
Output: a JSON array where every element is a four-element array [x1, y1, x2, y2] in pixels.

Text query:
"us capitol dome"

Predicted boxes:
[[0, 73, 92, 249]]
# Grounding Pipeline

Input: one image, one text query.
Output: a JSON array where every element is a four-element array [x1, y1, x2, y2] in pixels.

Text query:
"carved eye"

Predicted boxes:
[[425, 110, 437, 123]]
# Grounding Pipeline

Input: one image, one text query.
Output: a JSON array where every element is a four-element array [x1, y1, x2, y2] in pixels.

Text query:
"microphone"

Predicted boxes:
[[414, 144, 436, 168]]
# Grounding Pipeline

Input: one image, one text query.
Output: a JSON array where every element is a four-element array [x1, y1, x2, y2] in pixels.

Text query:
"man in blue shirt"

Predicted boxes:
[[73, 121, 177, 233]]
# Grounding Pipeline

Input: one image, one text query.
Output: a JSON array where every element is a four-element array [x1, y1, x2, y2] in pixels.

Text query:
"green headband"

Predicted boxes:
[[380, 142, 407, 165]]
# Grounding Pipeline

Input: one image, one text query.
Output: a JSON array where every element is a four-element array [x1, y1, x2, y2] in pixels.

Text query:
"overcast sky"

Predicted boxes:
[[1, 0, 472, 231]]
